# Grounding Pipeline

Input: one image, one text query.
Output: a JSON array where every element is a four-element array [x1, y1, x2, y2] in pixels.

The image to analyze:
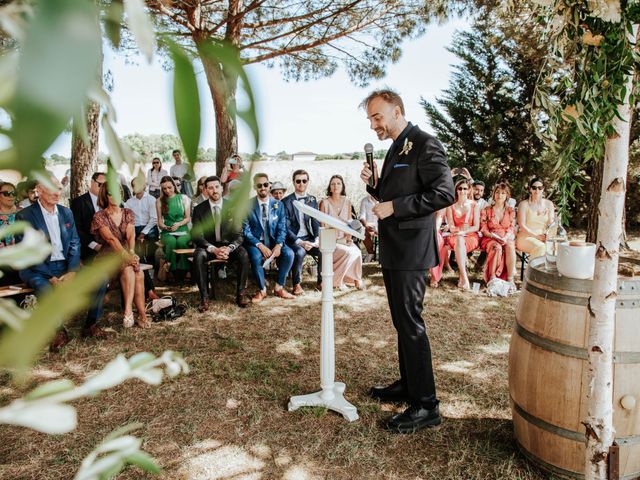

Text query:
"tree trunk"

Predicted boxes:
[[70, 100, 100, 199], [584, 25, 637, 480], [586, 160, 604, 243], [198, 47, 239, 177]]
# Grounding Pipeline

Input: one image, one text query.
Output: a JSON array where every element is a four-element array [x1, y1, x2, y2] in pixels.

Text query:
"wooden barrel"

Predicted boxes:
[[509, 256, 640, 479]]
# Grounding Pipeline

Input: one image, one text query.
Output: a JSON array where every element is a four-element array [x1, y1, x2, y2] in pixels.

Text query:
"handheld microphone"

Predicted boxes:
[[364, 143, 375, 187]]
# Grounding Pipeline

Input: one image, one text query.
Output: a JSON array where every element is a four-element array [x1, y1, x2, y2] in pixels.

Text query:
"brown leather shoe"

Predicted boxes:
[[252, 290, 267, 303], [274, 287, 295, 299], [292, 284, 304, 296], [82, 325, 108, 339], [236, 291, 250, 308], [198, 299, 210, 312], [49, 329, 70, 353]]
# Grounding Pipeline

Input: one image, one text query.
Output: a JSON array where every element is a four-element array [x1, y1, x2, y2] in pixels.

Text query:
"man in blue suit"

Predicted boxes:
[[17, 175, 108, 339], [243, 173, 295, 303], [282, 169, 321, 295]]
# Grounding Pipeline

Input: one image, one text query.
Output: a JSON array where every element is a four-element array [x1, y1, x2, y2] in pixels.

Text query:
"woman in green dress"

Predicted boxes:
[[156, 176, 191, 281]]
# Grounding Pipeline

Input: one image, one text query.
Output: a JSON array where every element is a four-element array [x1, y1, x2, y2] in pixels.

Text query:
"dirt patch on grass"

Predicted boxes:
[[1, 260, 550, 480]]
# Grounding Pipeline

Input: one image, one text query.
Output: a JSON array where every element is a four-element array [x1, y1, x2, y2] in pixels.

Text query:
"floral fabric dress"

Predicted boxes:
[[91, 208, 136, 273]]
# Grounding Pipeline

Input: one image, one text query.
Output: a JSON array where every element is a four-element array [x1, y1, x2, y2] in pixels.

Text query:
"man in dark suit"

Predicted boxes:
[[281, 169, 321, 295], [360, 89, 455, 433], [191, 176, 250, 311], [71, 171, 105, 261], [18, 176, 108, 339], [243, 173, 295, 303]]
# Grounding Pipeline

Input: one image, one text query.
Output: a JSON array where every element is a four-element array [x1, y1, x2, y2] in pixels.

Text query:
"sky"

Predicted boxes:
[[46, 17, 468, 158]]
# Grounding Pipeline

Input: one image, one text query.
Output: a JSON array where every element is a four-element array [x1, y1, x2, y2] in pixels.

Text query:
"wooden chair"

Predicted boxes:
[[0, 284, 34, 299]]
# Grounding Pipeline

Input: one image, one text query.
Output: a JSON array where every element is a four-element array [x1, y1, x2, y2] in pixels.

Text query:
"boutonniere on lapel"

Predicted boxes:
[[272, 203, 279, 210], [400, 138, 413, 156]]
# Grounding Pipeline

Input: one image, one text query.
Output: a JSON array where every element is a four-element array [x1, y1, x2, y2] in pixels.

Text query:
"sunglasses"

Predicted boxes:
[[152, 162, 160, 165], [0, 191, 16, 197], [295, 179, 308, 184], [255, 182, 269, 188], [94, 180, 105, 187], [531, 185, 544, 190], [457, 187, 469, 191]]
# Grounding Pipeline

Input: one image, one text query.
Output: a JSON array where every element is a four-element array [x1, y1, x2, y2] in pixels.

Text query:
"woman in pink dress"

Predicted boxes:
[[480, 182, 517, 286], [319, 175, 364, 290], [445, 179, 480, 289], [91, 184, 150, 329], [428, 209, 447, 288]]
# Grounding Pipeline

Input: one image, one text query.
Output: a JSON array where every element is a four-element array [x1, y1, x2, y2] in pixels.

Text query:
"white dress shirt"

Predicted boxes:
[[294, 193, 309, 242], [38, 201, 65, 261], [125, 192, 158, 235], [359, 196, 378, 230]]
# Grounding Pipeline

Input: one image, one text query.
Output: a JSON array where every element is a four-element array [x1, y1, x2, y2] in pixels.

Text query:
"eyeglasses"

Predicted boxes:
[[457, 187, 469, 191], [531, 185, 544, 190], [94, 180, 105, 187], [295, 179, 308, 184], [255, 182, 269, 188], [0, 191, 16, 197]]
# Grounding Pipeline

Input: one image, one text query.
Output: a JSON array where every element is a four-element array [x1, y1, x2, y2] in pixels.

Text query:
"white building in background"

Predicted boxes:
[[292, 151, 317, 162]]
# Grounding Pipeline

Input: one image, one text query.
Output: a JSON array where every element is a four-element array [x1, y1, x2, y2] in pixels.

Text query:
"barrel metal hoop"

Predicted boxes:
[[515, 322, 588, 360], [516, 322, 640, 364], [515, 440, 584, 480], [524, 281, 589, 306], [513, 400, 585, 443]]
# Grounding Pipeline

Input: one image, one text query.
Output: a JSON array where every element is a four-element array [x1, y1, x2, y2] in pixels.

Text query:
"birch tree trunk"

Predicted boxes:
[[584, 25, 637, 480]]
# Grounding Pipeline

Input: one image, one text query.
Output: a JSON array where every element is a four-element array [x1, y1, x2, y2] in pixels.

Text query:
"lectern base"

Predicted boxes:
[[288, 382, 359, 422]]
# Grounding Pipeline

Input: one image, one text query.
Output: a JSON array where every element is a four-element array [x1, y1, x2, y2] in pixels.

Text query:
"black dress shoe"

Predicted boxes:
[[236, 292, 250, 308], [369, 380, 409, 403], [386, 404, 442, 434]]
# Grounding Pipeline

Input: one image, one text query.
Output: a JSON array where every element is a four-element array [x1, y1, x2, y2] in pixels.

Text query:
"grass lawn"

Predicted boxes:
[[0, 255, 553, 480]]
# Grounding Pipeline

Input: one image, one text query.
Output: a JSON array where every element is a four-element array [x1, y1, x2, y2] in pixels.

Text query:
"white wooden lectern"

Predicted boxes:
[[287, 200, 365, 422]]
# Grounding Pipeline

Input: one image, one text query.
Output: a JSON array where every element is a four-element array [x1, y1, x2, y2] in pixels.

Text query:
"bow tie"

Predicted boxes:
[[297, 196, 307, 201]]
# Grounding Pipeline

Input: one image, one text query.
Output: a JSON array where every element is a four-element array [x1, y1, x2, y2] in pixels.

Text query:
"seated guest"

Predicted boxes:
[[224, 179, 242, 199], [147, 157, 168, 198], [445, 178, 480, 289], [17, 176, 107, 338], [91, 184, 150, 328], [472, 180, 488, 210], [156, 176, 192, 281], [359, 193, 378, 263], [243, 173, 295, 302], [193, 176, 209, 207], [0, 181, 21, 286], [516, 176, 554, 259], [191, 176, 250, 311], [220, 153, 244, 184], [270, 181, 286, 202], [282, 169, 321, 295], [319, 175, 363, 290], [17, 180, 38, 209], [71, 171, 106, 262], [480, 183, 517, 286], [428, 209, 447, 288], [125, 177, 160, 299]]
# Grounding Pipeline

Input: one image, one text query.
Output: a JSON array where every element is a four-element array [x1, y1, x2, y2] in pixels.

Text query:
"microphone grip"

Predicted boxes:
[[366, 152, 375, 187]]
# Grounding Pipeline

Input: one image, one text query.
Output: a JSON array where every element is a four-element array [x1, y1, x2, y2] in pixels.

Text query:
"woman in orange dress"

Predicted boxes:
[[480, 182, 517, 286], [445, 179, 480, 289]]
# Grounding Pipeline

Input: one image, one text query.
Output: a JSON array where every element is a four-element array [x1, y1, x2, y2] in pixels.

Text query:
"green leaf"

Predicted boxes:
[[103, 423, 144, 442], [0, 298, 30, 330], [25, 378, 75, 400], [126, 451, 161, 473], [168, 42, 201, 167], [102, 114, 130, 169], [0, 254, 121, 376], [106, 161, 122, 207], [10, 0, 101, 176], [103, 0, 124, 50], [124, 0, 156, 63]]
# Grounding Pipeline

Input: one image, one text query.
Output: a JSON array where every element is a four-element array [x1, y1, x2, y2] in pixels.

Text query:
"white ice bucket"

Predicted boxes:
[[557, 241, 597, 279]]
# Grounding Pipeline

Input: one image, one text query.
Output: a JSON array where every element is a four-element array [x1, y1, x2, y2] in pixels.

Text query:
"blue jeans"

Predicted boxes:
[[26, 261, 107, 328], [246, 243, 294, 290]]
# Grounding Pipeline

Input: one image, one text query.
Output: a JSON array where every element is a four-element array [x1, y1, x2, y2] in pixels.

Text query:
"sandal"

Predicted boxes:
[[123, 313, 135, 328], [136, 316, 151, 328]]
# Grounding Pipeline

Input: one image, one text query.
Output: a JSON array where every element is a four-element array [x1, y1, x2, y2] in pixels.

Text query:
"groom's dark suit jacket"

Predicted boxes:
[[367, 123, 454, 270]]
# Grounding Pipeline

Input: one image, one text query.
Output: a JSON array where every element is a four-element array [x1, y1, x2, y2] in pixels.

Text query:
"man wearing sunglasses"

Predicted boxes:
[[360, 89, 455, 433], [282, 169, 321, 295], [71, 172, 106, 261], [242, 173, 295, 302]]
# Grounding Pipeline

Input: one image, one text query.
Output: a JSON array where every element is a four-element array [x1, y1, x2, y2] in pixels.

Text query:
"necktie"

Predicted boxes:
[[261, 203, 270, 247], [213, 205, 221, 242]]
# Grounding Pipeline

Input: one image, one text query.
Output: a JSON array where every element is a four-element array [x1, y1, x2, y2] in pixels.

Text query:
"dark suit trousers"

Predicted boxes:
[[193, 245, 249, 301], [382, 268, 437, 407], [290, 235, 321, 285]]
